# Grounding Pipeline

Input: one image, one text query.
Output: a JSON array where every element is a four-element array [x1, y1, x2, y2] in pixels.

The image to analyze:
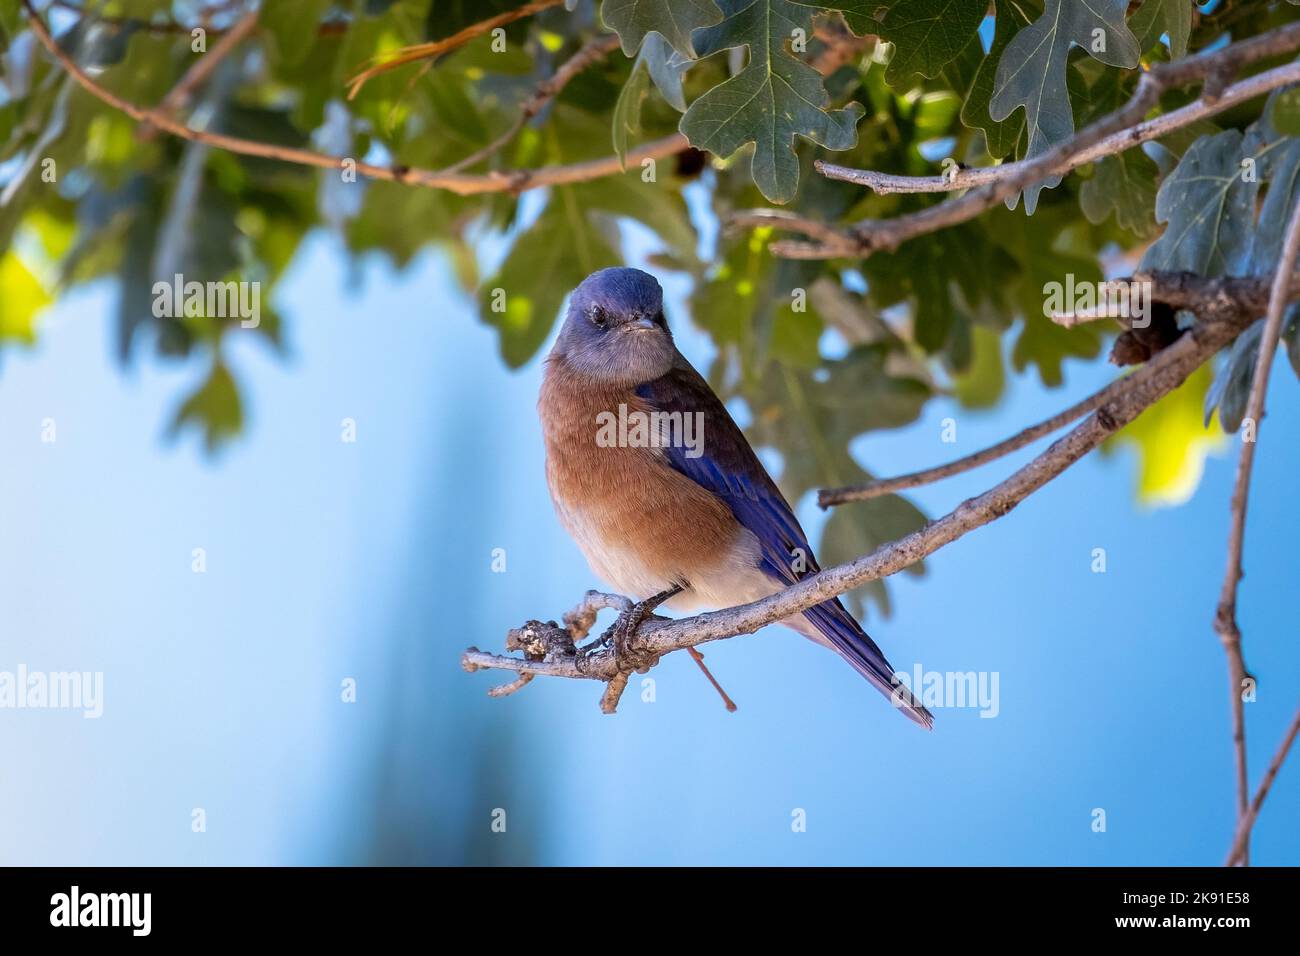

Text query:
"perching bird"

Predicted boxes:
[[539, 267, 932, 728]]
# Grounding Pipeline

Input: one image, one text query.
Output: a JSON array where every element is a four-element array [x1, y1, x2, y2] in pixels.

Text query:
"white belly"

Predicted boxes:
[[556, 499, 772, 609]]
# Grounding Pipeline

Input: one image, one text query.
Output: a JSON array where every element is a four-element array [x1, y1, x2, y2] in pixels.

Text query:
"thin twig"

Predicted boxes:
[[726, 209, 862, 252], [464, 274, 1273, 696], [439, 33, 622, 175], [1213, 192, 1300, 866], [819, 64, 1300, 196], [21, 2, 687, 197], [487, 672, 534, 697], [137, 5, 260, 141], [1050, 309, 1131, 329], [726, 24, 1300, 259], [819, 271, 1296, 507], [1225, 704, 1300, 866], [346, 0, 566, 101], [818, 383, 1117, 506]]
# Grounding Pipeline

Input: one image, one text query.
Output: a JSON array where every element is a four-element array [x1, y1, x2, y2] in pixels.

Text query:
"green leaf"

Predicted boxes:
[[680, 0, 866, 204], [989, 205, 1103, 386], [737, 351, 931, 618], [989, 0, 1140, 213], [0, 0, 19, 38], [601, 0, 723, 57], [611, 53, 651, 165], [426, 1, 530, 41], [953, 324, 1007, 409], [1205, 323, 1262, 434], [877, 0, 986, 87], [1273, 86, 1300, 137], [478, 134, 700, 370], [581, 172, 699, 266], [821, 493, 927, 618], [1140, 129, 1259, 277], [770, 301, 822, 368], [1129, 0, 1192, 59], [1244, 103, 1300, 277], [346, 180, 457, 268], [1283, 304, 1300, 382], [1079, 151, 1158, 237], [167, 360, 244, 454], [961, 0, 1030, 160], [642, 32, 691, 112], [480, 188, 620, 367], [260, 0, 331, 66]]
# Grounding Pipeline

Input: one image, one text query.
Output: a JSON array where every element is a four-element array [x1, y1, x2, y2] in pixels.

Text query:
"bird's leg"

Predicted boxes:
[[607, 584, 683, 672], [686, 646, 738, 713]]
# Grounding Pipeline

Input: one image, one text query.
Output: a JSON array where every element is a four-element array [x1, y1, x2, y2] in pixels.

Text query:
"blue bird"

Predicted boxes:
[[539, 267, 932, 727]]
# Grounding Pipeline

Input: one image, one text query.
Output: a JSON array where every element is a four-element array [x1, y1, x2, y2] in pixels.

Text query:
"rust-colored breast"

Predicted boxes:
[[538, 358, 740, 591]]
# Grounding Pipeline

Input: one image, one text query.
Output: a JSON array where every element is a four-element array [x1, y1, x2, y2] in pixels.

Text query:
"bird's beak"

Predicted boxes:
[[627, 316, 658, 332]]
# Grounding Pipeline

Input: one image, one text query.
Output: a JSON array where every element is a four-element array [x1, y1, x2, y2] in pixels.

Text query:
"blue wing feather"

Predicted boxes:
[[636, 360, 932, 728]]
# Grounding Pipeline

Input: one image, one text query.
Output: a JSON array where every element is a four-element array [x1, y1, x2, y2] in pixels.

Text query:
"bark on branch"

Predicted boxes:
[[1213, 194, 1300, 865]]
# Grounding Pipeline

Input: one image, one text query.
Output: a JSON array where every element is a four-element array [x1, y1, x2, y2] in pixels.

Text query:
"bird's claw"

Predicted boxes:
[[608, 601, 659, 673], [592, 584, 684, 674]]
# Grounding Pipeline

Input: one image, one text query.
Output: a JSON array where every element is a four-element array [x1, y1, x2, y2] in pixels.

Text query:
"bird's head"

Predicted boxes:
[[551, 267, 675, 385]]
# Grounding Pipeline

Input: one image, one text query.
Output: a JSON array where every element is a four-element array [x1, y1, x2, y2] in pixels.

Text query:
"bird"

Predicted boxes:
[[538, 267, 932, 728]]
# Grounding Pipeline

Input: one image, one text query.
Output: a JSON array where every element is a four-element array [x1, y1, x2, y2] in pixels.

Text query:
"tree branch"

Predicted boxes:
[[464, 279, 1268, 710], [818, 385, 1116, 506], [437, 33, 623, 175], [345, 0, 567, 101], [724, 23, 1300, 260], [817, 62, 1300, 196], [137, 5, 260, 141], [1213, 192, 1300, 866], [1225, 704, 1300, 866], [817, 271, 1294, 507], [21, 2, 687, 197]]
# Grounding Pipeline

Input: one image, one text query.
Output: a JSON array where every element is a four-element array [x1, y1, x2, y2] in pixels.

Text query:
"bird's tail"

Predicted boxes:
[[787, 598, 933, 729]]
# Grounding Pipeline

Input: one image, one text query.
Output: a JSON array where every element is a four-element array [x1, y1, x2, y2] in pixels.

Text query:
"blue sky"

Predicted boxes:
[[0, 218, 1297, 865]]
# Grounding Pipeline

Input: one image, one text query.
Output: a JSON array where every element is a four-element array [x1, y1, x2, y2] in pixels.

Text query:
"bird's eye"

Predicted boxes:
[[588, 307, 608, 329]]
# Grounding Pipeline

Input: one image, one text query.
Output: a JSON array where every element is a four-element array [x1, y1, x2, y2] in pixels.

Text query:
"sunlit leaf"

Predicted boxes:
[[0, 249, 51, 344], [1111, 364, 1223, 507]]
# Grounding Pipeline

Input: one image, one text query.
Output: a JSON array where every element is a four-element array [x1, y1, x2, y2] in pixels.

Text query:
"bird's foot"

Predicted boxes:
[[608, 601, 659, 673], [604, 584, 683, 674]]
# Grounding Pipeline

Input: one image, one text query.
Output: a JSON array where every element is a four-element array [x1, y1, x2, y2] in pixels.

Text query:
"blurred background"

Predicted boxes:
[[1, 222, 1297, 865]]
